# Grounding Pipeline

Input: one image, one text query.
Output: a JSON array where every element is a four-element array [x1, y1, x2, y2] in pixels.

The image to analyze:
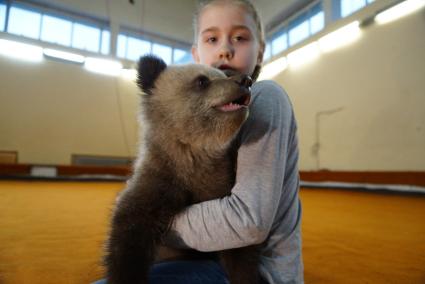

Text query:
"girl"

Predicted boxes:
[[96, 0, 303, 283], [154, 1, 303, 283]]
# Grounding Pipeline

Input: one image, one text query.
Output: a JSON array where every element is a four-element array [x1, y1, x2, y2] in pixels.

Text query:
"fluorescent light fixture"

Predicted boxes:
[[318, 21, 361, 53], [375, 0, 425, 24], [287, 42, 320, 67], [43, 48, 85, 64], [84, 57, 123, 76], [120, 68, 138, 81], [0, 39, 43, 62], [258, 57, 288, 80]]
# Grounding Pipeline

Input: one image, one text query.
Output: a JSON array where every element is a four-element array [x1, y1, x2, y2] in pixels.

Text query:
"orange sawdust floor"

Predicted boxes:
[[0, 181, 424, 284]]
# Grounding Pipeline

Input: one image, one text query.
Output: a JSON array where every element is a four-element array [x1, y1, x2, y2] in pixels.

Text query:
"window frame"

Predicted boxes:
[[1, 1, 193, 65], [0, 0, 8, 32], [2, 1, 111, 55], [7, 4, 43, 39], [309, 3, 325, 35], [271, 28, 288, 56], [335, 0, 376, 19], [288, 11, 310, 47], [116, 32, 153, 61], [117, 29, 192, 64], [40, 13, 73, 46], [266, 1, 324, 60], [173, 48, 192, 64]]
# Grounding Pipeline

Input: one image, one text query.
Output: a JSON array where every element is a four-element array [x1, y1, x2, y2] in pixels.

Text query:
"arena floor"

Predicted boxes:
[[0, 180, 424, 284]]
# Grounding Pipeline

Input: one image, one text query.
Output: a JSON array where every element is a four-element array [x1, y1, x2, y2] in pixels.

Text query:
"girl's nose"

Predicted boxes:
[[219, 43, 234, 60]]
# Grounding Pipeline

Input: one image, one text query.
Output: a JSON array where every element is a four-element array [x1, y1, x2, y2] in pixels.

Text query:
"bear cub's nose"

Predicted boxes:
[[236, 75, 253, 89]]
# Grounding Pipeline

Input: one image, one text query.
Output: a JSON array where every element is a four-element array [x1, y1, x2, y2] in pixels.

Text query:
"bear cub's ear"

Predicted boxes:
[[137, 55, 167, 94]]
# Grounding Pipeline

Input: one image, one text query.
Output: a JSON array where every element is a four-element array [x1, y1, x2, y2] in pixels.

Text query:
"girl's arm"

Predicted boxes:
[[166, 80, 300, 251]]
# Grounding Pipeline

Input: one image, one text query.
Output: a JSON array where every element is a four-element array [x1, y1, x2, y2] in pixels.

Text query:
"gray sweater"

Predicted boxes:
[[169, 80, 304, 284]]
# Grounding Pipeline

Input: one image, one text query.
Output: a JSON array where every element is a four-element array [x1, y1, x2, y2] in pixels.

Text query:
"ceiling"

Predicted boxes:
[[252, 0, 316, 33], [252, 0, 299, 27]]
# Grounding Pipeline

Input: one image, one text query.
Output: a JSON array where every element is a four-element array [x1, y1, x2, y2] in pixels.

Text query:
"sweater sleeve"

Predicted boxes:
[[167, 80, 298, 251]]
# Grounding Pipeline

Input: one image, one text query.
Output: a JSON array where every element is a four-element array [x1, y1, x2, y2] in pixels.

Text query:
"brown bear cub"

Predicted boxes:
[[105, 55, 259, 284]]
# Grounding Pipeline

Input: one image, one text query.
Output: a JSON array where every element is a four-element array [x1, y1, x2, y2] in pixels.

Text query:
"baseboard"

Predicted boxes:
[[1, 164, 424, 188], [300, 170, 425, 187], [0, 163, 131, 179]]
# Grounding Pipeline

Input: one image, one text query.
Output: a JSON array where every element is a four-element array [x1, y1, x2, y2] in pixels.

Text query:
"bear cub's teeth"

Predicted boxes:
[[217, 94, 251, 112], [219, 102, 244, 112]]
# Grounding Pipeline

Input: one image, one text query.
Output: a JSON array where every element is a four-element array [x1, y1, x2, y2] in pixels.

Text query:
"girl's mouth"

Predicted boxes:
[[218, 64, 233, 70], [217, 64, 237, 77]]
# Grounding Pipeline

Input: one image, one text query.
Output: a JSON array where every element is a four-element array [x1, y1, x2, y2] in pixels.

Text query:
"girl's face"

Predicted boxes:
[[192, 3, 263, 77]]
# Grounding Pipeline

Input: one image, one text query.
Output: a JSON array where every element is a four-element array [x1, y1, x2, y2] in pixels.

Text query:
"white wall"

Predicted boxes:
[[0, 55, 140, 164], [275, 7, 425, 171]]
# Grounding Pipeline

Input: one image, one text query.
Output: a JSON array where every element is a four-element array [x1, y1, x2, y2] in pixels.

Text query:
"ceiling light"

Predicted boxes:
[[84, 57, 123, 76], [318, 21, 361, 53], [0, 39, 43, 62], [375, 0, 425, 24], [287, 42, 320, 68], [258, 57, 288, 80], [43, 48, 85, 64], [120, 68, 138, 81]]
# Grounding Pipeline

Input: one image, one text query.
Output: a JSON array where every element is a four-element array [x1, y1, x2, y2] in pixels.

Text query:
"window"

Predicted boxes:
[[152, 43, 172, 65], [2, 3, 188, 65], [3, 4, 110, 55], [263, 42, 271, 61], [127, 36, 151, 61], [173, 48, 192, 64], [288, 14, 310, 46], [41, 15, 72, 46], [341, 0, 364, 17], [117, 35, 127, 58], [340, 0, 375, 17], [272, 31, 288, 54], [310, 11, 324, 34], [101, 30, 110, 55], [117, 33, 184, 64], [117, 35, 151, 61], [0, 2, 6, 32], [266, 2, 324, 60], [310, 4, 324, 34], [72, 23, 100, 53], [8, 6, 41, 39]]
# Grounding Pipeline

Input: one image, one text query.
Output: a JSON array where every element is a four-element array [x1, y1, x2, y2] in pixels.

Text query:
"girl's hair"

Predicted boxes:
[[193, 0, 265, 81]]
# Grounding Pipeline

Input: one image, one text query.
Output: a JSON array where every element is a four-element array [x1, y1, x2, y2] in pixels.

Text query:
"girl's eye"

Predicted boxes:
[[206, 37, 217, 43], [233, 35, 248, 42]]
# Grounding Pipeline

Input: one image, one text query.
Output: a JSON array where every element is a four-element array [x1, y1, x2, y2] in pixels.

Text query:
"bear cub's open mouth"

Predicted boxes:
[[215, 65, 252, 112], [216, 93, 251, 112]]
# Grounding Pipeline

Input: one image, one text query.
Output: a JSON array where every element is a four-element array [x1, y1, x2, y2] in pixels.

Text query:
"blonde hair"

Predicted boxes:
[[193, 0, 265, 81]]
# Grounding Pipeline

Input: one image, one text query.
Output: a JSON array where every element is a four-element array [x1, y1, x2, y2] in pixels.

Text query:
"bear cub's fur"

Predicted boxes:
[[105, 55, 260, 284]]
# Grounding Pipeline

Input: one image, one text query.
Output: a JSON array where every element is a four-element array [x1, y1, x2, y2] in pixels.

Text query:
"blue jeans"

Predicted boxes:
[[93, 260, 229, 284]]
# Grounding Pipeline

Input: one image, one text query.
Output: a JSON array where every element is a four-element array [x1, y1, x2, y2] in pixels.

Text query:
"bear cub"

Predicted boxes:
[[105, 55, 260, 284]]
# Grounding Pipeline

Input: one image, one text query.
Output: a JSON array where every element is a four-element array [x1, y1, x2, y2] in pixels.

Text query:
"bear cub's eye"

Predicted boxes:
[[195, 75, 210, 90]]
